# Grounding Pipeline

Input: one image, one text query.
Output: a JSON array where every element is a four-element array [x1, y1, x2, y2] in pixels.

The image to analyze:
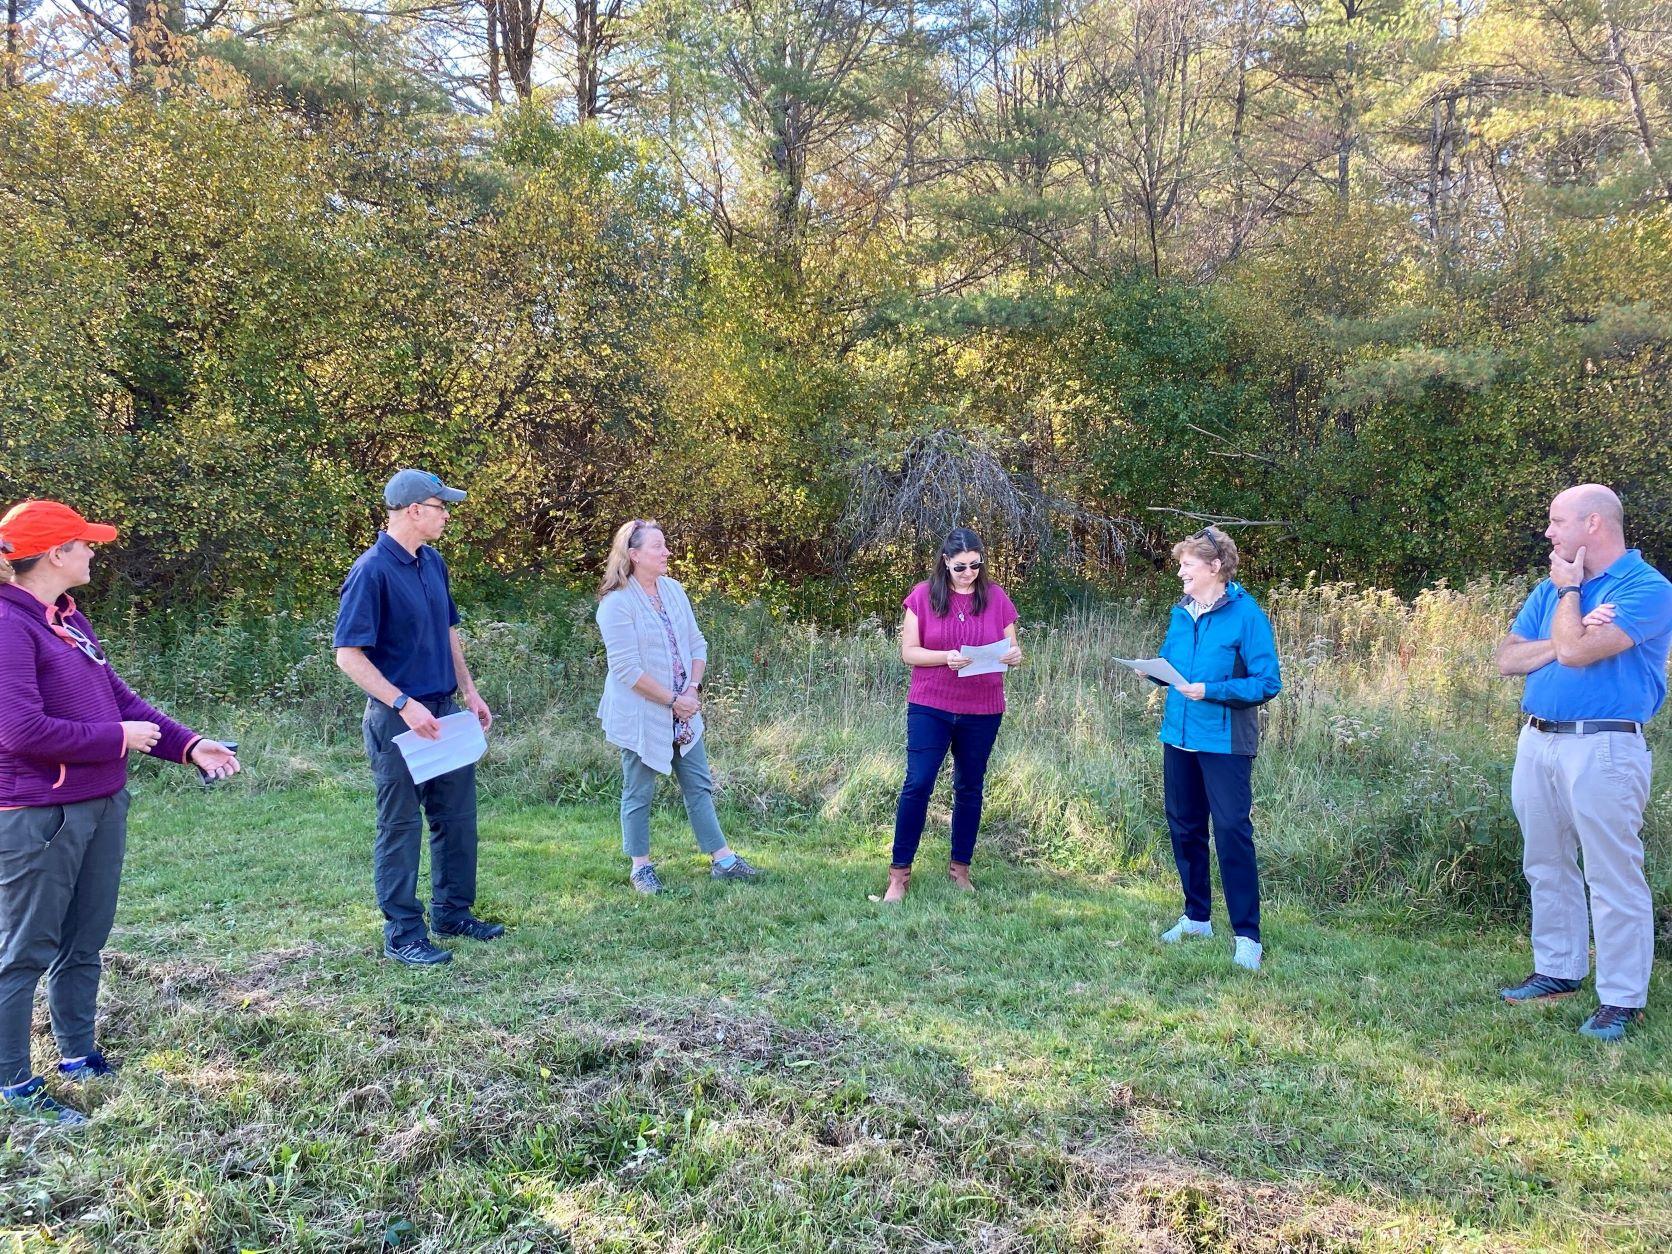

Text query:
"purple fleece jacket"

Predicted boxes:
[[0, 583, 198, 808]]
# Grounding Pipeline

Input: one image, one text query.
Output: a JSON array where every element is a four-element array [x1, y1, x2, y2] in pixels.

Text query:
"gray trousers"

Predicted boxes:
[[620, 738, 726, 858], [1511, 724, 1655, 1007], [363, 698, 479, 946], [0, 791, 129, 1087]]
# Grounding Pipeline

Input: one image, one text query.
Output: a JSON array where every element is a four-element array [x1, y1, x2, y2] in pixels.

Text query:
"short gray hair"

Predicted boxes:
[[1171, 526, 1239, 578]]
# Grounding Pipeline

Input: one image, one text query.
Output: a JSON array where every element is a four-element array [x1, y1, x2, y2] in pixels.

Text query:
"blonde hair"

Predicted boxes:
[[0, 554, 12, 584], [1171, 525, 1239, 579], [597, 519, 661, 598]]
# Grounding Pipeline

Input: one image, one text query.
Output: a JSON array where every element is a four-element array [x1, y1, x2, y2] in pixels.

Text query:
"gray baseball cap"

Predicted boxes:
[[384, 469, 467, 510]]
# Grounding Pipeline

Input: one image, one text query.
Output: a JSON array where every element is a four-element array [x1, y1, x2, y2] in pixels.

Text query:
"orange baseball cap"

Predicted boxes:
[[0, 500, 119, 560]]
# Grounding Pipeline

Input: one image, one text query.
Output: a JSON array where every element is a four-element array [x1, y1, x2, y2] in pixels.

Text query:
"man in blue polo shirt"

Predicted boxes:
[[1494, 484, 1672, 1040], [334, 470, 504, 966]]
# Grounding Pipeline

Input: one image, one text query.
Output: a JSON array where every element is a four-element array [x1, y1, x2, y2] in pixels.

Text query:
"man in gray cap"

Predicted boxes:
[[334, 470, 504, 965]]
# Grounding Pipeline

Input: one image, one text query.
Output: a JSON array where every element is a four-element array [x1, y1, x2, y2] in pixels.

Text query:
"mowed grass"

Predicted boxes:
[[1, 778, 1667, 1251]]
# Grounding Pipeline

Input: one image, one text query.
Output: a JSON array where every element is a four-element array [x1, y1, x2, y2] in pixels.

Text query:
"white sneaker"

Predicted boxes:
[[1161, 915, 1213, 944], [1233, 936, 1263, 970]]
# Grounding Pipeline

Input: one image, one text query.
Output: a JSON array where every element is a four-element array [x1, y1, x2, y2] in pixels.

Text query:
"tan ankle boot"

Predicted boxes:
[[883, 865, 911, 903], [948, 860, 975, 892]]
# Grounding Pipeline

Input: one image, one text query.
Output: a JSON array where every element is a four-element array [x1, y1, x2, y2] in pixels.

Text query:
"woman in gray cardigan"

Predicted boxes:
[[595, 520, 761, 893]]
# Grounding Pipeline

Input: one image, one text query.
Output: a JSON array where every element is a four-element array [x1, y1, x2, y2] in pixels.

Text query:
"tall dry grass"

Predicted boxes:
[[115, 578, 1670, 921]]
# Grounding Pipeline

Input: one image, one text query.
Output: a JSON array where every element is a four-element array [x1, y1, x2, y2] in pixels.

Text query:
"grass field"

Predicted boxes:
[[2, 580, 1670, 1250]]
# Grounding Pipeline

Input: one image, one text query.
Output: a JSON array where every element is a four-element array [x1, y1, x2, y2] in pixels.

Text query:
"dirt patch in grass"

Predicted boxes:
[[101, 943, 339, 1013], [612, 997, 852, 1066], [36, 952, 1527, 1251]]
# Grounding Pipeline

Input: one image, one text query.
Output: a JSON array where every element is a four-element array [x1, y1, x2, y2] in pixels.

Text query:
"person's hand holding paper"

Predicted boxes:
[[1114, 656, 1190, 688], [399, 698, 443, 740], [393, 710, 488, 784], [956, 639, 1012, 677]]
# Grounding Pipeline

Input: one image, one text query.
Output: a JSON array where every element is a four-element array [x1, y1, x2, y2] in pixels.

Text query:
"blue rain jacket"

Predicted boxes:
[[1156, 582, 1282, 756]]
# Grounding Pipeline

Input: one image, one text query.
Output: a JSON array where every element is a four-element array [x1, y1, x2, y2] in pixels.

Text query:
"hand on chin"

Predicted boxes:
[[1549, 546, 1586, 585]]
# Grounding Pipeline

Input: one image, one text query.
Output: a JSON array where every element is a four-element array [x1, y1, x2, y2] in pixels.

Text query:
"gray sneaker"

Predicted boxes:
[[631, 863, 664, 894], [711, 854, 761, 881]]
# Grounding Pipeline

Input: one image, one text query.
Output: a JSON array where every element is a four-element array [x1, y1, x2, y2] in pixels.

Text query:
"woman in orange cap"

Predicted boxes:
[[0, 500, 239, 1126]]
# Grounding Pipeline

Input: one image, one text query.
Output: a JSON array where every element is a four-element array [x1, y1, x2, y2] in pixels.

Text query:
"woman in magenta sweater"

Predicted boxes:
[[884, 528, 1023, 902], [0, 500, 239, 1126]]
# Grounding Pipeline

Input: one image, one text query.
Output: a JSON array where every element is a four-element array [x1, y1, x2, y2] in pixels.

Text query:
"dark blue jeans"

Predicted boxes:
[[892, 703, 1004, 868], [1163, 744, 1260, 942], [363, 696, 479, 946]]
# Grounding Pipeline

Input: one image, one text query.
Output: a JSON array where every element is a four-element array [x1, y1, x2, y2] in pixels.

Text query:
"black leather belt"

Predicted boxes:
[[1528, 716, 1643, 735]]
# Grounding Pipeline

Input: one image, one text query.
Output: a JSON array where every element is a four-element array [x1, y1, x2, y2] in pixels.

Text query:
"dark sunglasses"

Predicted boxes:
[[50, 618, 107, 666], [949, 559, 984, 573]]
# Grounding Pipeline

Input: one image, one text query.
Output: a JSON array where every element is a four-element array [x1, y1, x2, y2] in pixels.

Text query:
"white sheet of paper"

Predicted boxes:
[[1114, 656, 1190, 688], [957, 639, 1011, 678], [393, 710, 488, 784]]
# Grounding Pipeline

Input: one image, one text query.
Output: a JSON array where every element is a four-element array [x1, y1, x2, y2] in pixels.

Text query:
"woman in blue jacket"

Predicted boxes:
[[1155, 527, 1282, 969]]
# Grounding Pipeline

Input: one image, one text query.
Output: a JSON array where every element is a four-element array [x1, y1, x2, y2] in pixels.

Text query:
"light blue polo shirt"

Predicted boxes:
[[1509, 549, 1672, 723]]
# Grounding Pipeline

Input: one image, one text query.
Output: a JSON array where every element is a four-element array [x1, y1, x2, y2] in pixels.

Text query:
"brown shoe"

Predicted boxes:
[[883, 865, 911, 903], [948, 860, 975, 892]]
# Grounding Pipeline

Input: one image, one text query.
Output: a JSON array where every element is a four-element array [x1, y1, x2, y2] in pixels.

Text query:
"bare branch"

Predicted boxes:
[[838, 429, 1136, 576], [1146, 507, 1293, 529]]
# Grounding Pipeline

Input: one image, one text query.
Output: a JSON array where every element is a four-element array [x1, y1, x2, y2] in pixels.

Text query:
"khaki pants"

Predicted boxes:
[[1511, 724, 1654, 1008]]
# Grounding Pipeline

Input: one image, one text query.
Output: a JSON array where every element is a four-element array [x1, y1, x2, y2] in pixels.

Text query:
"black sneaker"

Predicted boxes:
[[1, 1075, 87, 1126], [384, 935, 453, 966], [1499, 972, 1583, 1004], [434, 917, 505, 942], [57, 1050, 118, 1081]]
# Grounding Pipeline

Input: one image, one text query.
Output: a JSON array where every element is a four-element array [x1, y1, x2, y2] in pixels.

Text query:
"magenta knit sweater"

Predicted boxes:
[[903, 581, 1019, 715]]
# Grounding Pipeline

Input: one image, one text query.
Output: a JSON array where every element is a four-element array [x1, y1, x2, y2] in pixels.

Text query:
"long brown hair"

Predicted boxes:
[[928, 528, 989, 617], [597, 519, 661, 598]]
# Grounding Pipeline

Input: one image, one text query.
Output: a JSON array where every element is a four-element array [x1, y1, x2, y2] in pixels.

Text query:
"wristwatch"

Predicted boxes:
[[392, 693, 410, 712], [1557, 585, 1582, 599]]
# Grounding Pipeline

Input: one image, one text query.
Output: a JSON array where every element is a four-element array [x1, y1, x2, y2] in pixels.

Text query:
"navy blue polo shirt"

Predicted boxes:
[[334, 532, 462, 702], [1510, 549, 1672, 723]]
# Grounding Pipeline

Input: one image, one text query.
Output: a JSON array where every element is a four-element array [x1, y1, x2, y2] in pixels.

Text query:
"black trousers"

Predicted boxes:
[[362, 697, 479, 946], [1162, 744, 1260, 942]]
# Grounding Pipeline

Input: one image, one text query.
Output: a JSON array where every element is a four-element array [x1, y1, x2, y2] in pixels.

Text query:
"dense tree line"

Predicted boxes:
[[2, 0, 1670, 612]]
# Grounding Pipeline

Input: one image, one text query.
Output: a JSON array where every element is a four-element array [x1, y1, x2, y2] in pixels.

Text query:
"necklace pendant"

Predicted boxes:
[[958, 612, 965, 622]]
